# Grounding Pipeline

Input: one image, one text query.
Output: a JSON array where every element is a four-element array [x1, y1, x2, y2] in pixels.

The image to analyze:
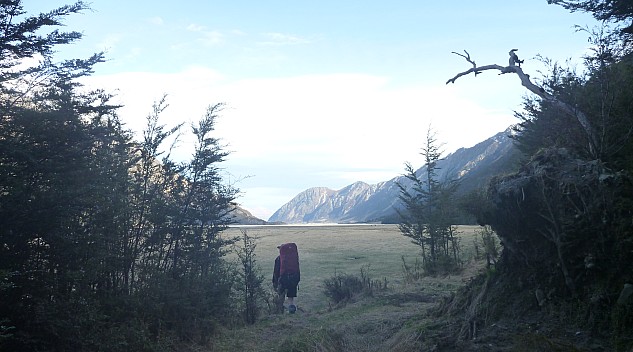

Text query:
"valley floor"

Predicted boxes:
[[209, 225, 622, 352], [211, 274, 467, 351], [211, 262, 617, 352]]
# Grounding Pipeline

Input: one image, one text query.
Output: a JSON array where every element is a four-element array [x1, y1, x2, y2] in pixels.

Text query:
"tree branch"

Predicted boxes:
[[446, 50, 597, 158]]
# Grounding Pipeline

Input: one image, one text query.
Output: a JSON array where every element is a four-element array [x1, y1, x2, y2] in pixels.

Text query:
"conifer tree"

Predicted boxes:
[[397, 127, 460, 275]]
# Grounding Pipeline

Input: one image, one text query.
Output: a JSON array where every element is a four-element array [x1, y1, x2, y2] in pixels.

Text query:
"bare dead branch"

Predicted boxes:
[[445, 63, 509, 85], [446, 49, 597, 157], [450, 50, 475, 67]]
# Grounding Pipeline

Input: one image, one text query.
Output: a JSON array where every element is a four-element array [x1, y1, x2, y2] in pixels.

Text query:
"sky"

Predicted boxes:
[[26, 1, 598, 220]]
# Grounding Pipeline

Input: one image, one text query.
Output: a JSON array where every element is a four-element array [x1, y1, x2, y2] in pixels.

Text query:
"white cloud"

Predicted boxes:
[[80, 66, 226, 135], [81, 68, 519, 220], [185, 24, 225, 46], [125, 47, 142, 59], [186, 23, 206, 32], [258, 32, 310, 46], [147, 16, 164, 25], [230, 29, 247, 36], [96, 34, 122, 52], [200, 30, 224, 46], [212, 74, 514, 166]]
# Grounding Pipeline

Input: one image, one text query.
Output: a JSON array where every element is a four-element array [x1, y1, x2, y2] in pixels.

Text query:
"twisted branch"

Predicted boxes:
[[446, 50, 597, 158]]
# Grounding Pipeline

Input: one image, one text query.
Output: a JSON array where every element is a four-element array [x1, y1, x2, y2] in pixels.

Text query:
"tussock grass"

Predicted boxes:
[[223, 224, 482, 311], [212, 225, 486, 351]]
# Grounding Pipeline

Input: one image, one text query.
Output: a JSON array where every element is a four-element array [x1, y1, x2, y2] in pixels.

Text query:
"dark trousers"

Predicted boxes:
[[278, 272, 300, 298]]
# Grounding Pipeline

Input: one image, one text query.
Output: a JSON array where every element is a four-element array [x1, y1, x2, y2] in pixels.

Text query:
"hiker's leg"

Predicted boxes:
[[286, 273, 299, 300], [286, 274, 299, 313], [286, 285, 297, 305]]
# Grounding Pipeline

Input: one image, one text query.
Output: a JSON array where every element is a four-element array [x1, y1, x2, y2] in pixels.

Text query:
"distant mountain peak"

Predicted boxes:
[[268, 128, 519, 224]]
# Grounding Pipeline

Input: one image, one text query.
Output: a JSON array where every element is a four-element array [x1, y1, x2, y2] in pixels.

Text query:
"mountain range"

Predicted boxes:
[[262, 127, 520, 224]]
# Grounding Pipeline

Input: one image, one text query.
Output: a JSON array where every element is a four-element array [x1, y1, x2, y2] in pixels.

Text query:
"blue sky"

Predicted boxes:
[[26, 1, 598, 220]]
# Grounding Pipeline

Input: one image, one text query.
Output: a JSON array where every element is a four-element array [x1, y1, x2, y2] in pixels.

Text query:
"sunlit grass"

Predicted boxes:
[[216, 224, 488, 352], [223, 224, 483, 311]]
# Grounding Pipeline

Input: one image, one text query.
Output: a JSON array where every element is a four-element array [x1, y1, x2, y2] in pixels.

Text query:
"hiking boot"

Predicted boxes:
[[288, 304, 296, 314]]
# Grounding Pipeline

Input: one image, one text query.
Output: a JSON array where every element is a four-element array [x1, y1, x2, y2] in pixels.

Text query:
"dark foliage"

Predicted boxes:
[[234, 230, 266, 325], [548, 0, 633, 36], [397, 128, 462, 275], [475, 27, 633, 350], [482, 149, 633, 294], [0, 2, 239, 351]]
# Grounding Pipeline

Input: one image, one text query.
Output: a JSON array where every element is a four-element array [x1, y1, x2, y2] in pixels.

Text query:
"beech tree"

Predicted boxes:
[[0, 2, 126, 349], [0, 2, 240, 350], [0, 1, 103, 112]]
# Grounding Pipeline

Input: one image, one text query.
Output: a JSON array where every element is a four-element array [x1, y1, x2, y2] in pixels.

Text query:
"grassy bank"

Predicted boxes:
[[214, 225, 486, 351]]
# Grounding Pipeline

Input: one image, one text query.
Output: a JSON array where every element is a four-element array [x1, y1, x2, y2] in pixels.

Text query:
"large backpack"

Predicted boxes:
[[279, 243, 300, 276]]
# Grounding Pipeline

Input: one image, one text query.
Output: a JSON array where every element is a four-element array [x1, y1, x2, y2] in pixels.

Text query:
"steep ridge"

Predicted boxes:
[[269, 127, 519, 224]]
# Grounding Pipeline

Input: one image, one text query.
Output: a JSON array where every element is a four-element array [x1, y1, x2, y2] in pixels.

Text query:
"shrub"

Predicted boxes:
[[474, 225, 500, 268], [401, 256, 423, 283], [323, 273, 364, 304], [323, 266, 387, 304]]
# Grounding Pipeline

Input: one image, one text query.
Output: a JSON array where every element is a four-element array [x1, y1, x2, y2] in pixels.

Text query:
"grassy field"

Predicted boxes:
[[213, 224, 627, 352], [215, 224, 488, 351], [224, 224, 483, 311]]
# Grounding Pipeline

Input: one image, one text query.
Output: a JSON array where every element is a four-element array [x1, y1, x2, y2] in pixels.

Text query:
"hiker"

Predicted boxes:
[[272, 243, 300, 313]]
